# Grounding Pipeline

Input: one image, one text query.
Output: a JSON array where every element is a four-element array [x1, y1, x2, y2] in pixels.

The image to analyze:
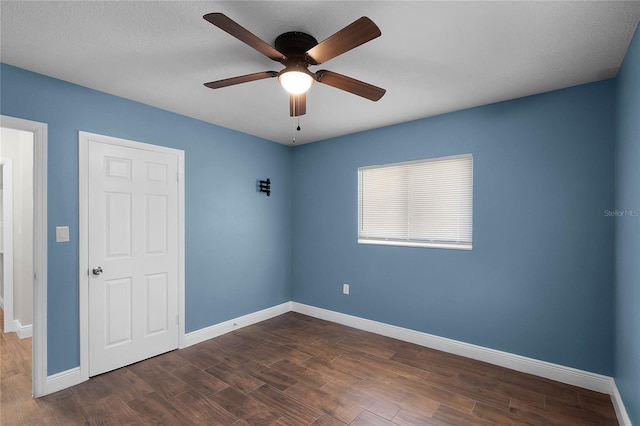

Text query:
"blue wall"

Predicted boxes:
[[615, 25, 640, 424], [0, 64, 293, 375], [0, 61, 623, 384], [292, 81, 616, 375]]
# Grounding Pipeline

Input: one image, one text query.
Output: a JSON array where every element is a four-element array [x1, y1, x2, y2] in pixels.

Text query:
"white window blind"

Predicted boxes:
[[358, 154, 473, 250]]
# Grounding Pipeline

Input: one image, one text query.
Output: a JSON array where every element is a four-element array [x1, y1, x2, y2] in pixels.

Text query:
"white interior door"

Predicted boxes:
[[88, 139, 179, 376]]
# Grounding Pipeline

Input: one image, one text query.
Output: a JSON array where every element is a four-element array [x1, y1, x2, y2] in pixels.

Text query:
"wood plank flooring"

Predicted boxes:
[[1, 311, 617, 425]]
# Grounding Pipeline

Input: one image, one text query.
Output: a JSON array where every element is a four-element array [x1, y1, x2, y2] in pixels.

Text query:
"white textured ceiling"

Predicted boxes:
[[1, 1, 639, 145]]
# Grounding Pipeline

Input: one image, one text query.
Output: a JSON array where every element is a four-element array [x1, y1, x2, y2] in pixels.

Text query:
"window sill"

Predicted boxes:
[[358, 238, 472, 251]]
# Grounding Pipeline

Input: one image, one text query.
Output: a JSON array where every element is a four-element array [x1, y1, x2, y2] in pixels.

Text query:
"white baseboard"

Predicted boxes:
[[3, 318, 33, 338], [183, 301, 292, 348], [2, 323, 16, 333], [14, 319, 33, 339], [45, 367, 85, 395], [291, 302, 616, 394], [611, 382, 632, 426]]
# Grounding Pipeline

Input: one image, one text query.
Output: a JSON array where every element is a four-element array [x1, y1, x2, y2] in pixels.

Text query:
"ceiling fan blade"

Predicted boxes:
[[290, 93, 306, 116], [203, 13, 286, 63], [204, 71, 278, 89], [305, 17, 381, 65], [315, 70, 385, 101]]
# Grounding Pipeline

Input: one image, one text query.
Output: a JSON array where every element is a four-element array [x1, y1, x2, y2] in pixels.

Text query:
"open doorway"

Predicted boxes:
[[1, 128, 34, 338], [1, 160, 14, 327], [0, 115, 47, 397]]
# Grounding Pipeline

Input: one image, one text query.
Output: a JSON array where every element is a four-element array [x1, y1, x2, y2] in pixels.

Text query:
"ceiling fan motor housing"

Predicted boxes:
[[275, 31, 318, 62]]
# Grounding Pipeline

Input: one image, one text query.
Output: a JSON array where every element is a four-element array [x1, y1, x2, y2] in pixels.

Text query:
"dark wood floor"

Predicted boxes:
[[1, 311, 618, 425]]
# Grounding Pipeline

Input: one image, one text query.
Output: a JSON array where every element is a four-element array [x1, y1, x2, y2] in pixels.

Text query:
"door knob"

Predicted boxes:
[[92, 266, 103, 276]]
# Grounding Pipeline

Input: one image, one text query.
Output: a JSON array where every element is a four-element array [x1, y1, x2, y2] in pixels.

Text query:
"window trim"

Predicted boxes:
[[358, 154, 473, 251]]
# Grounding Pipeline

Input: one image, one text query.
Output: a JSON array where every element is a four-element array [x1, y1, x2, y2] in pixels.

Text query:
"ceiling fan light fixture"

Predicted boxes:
[[203, 14, 385, 117], [278, 69, 314, 95]]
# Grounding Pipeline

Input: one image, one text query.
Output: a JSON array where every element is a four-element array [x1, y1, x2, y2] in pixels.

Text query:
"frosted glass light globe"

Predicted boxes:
[[279, 71, 313, 95]]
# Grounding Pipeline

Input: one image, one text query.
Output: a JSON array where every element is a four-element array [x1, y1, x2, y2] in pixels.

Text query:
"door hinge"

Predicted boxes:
[[176, 314, 179, 325]]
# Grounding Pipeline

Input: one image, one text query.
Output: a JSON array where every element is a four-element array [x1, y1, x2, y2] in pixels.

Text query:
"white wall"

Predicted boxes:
[[0, 127, 34, 327], [0, 166, 4, 304]]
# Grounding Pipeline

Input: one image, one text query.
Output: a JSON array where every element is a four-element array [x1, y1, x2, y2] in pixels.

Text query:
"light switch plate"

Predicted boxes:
[[56, 226, 70, 242]]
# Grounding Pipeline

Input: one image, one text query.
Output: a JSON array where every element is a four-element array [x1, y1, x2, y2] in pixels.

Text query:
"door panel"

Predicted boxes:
[[88, 140, 178, 376], [145, 194, 167, 254], [105, 192, 132, 258], [104, 277, 133, 347], [145, 272, 168, 336]]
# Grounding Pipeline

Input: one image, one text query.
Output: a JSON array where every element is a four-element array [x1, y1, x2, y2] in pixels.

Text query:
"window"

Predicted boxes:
[[358, 154, 473, 250]]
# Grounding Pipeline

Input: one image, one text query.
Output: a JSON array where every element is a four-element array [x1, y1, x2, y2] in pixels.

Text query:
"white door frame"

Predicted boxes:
[[0, 115, 48, 397], [79, 131, 185, 382], [1, 159, 15, 332]]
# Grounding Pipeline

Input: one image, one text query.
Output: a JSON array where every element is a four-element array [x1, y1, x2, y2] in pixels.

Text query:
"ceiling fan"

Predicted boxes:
[[203, 13, 386, 116]]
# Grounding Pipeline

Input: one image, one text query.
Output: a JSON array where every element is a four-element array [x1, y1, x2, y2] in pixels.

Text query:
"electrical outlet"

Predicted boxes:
[[343, 283, 350, 295]]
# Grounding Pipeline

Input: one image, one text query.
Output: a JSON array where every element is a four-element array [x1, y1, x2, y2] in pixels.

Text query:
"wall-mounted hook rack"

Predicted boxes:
[[259, 178, 271, 196]]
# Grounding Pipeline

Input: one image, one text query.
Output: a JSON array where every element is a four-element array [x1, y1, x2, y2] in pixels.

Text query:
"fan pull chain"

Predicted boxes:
[[292, 117, 296, 144], [292, 116, 302, 144]]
